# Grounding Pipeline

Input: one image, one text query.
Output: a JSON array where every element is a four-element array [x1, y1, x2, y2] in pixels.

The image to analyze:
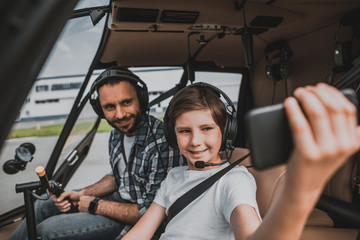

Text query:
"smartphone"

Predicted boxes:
[[246, 88, 358, 170]]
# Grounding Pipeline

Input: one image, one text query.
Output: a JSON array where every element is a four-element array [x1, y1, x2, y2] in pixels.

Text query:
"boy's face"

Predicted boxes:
[[174, 109, 222, 170], [98, 81, 141, 136]]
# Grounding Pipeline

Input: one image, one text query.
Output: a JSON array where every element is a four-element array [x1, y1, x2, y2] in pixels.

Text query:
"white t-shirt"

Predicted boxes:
[[117, 135, 135, 200], [154, 163, 261, 240]]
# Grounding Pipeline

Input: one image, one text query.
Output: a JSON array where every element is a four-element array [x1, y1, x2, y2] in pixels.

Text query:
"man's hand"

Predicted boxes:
[[52, 190, 81, 213], [78, 195, 97, 212]]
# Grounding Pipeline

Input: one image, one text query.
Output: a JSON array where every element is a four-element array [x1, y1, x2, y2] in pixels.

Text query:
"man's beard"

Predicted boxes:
[[107, 112, 142, 135]]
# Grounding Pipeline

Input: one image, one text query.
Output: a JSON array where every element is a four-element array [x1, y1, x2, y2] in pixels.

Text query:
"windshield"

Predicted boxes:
[[0, 0, 107, 215]]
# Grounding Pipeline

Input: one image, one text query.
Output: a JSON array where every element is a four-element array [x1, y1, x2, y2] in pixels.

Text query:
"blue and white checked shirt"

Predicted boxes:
[[108, 114, 186, 238]]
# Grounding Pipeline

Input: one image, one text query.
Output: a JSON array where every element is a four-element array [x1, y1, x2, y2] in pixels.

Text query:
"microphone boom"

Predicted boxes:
[[195, 161, 227, 168]]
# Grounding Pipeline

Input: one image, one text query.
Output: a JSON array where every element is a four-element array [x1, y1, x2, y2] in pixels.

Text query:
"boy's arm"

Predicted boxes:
[[123, 202, 166, 240], [232, 84, 360, 240]]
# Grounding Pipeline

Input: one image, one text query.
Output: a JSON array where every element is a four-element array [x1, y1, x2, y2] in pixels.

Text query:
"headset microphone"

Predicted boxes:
[[195, 161, 227, 169]]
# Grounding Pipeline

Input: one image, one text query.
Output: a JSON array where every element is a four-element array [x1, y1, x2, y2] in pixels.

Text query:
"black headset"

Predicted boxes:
[[265, 40, 293, 82], [329, 9, 360, 84], [89, 67, 149, 118], [163, 82, 237, 152]]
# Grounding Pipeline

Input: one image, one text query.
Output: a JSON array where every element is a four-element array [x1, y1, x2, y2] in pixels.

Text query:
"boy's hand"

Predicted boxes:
[[284, 83, 360, 195]]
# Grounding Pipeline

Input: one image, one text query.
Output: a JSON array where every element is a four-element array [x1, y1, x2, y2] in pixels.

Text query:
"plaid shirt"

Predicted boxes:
[[108, 114, 185, 238]]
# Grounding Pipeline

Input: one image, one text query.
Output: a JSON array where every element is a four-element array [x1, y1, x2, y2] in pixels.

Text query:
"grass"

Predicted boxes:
[[8, 116, 163, 139], [8, 120, 113, 139], [97, 121, 113, 132]]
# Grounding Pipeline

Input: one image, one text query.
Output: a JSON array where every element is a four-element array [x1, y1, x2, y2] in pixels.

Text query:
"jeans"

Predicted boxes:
[[9, 192, 128, 240]]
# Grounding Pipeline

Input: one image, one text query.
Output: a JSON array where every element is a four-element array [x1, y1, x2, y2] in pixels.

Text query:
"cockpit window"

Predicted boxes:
[[195, 71, 242, 107], [130, 67, 184, 114], [74, 0, 110, 11], [0, 2, 106, 215]]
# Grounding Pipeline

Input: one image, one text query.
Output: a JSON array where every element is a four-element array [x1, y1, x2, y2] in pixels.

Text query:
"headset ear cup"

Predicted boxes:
[[166, 124, 177, 149], [95, 98, 105, 118], [221, 116, 231, 151], [280, 61, 290, 79], [221, 112, 238, 150], [335, 41, 353, 67], [334, 42, 343, 66], [90, 97, 105, 118], [163, 108, 177, 148], [265, 65, 273, 80], [266, 64, 282, 81], [137, 86, 149, 112], [229, 113, 238, 142]]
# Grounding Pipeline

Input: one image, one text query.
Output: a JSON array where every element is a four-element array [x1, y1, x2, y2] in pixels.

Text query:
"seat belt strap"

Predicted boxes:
[[353, 152, 360, 205], [167, 153, 251, 223], [353, 93, 360, 205]]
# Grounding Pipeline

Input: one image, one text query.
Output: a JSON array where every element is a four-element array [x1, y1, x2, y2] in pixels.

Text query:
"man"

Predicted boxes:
[[9, 67, 185, 240]]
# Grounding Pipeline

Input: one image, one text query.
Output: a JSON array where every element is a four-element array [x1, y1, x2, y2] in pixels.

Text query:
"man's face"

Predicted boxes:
[[98, 81, 142, 136]]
